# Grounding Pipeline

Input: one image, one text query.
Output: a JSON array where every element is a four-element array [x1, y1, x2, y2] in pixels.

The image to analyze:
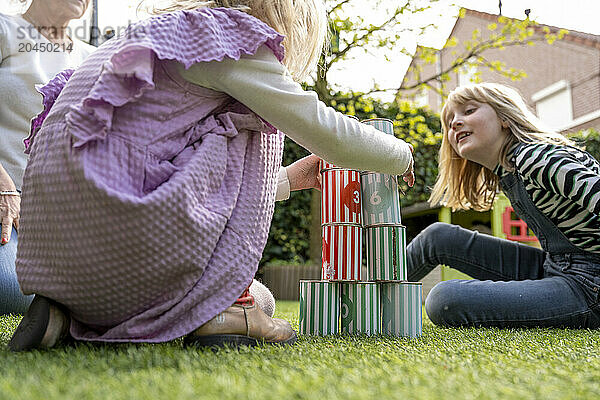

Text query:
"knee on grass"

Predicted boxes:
[[425, 281, 465, 327]]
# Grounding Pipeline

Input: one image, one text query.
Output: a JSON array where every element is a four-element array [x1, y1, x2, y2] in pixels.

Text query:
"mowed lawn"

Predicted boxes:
[[1, 301, 599, 400]]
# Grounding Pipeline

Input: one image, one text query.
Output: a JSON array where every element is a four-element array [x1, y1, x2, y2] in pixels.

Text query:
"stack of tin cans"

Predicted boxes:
[[299, 118, 422, 338]]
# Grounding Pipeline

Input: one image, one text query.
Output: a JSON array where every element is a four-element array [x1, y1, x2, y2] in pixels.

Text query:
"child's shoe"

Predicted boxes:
[[185, 287, 297, 348]]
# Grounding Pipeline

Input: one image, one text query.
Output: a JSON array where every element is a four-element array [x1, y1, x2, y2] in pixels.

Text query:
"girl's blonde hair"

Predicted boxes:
[[143, 0, 328, 82], [430, 82, 575, 211]]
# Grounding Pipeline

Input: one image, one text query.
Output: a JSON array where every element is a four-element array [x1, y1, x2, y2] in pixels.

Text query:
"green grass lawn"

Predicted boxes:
[[1, 301, 599, 400]]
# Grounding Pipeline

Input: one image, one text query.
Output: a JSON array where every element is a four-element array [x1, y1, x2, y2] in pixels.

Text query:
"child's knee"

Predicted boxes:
[[420, 222, 456, 242], [425, 281, 461, 327]]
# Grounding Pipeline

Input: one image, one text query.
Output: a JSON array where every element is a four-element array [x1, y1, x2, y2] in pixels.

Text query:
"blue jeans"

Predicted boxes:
[[0, 226, 33, 314], [408, 222, 600, 329]]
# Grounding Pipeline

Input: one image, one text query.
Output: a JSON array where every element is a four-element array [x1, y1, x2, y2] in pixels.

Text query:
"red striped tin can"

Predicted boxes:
[[321, 223, 363, 281], [319, 158, 337, 172], [321, 168, 362, 225]]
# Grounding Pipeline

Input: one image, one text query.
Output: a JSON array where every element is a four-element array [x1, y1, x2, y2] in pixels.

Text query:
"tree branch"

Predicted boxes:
[[326, 2, 411, 69], [398, 35, 548, 92], [327, 0, 352, 14]]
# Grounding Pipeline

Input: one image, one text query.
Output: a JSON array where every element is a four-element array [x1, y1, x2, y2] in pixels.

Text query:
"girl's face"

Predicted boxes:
[[445, 100, 509, 170]]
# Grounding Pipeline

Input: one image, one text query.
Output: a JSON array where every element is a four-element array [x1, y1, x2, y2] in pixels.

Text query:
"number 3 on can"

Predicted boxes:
[[341, 181, 361, 214]]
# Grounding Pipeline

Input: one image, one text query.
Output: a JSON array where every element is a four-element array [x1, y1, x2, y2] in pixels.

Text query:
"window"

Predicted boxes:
[[413, 89, 429, 108], [532, 80, 573, 129], [458, 62, 478, 86]]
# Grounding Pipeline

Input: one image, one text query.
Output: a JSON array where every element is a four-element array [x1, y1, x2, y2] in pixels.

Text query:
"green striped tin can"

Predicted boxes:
[[362, 118, 394, 135], [360, 172, 402, 225], [299, 280, 340, 335], [380, 281, 422, 338], [340, 282, 380, 335], [366, 224, 407, 281]]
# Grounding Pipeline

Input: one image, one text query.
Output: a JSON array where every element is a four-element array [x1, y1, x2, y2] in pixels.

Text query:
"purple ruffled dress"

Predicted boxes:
[[16, 8, 285, 342]]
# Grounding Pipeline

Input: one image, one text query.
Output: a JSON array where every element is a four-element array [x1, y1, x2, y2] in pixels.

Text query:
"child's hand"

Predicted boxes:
[[286, 154, 322, 192], [402, 144, 415, 188]]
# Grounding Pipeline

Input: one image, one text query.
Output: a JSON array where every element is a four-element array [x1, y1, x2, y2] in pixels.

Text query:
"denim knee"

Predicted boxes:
[[413, 222, 456, 251], [410, 222, 458, 265], [425, 280, 462, 327]]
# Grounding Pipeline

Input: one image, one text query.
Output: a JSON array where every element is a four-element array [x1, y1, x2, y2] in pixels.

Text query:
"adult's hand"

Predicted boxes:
[[0, 193, 20, 245], [286, 154, 322, 192], [0, 166, 19, 245]]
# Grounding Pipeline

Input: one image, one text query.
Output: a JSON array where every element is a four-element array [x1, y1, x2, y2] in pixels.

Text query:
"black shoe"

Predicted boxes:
[[8, 295, 70, 352]]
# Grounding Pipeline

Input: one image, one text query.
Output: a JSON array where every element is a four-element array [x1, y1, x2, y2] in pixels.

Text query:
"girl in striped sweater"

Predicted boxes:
[[408, 82, 600, 328]]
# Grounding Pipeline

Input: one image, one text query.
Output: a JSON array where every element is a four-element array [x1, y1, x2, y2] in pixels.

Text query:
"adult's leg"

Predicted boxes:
[[408, 222, 546, 282], [0, 226, 33, 314]]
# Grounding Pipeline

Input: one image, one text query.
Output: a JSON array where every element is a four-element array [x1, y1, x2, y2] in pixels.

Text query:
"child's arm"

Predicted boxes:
[[169, 46, 412, 177], [515, 144, 600, 216]]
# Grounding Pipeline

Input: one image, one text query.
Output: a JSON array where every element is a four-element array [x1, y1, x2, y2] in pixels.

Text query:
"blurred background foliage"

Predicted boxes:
[[570, 129, 600, 161], [260, 137, 312, 266]]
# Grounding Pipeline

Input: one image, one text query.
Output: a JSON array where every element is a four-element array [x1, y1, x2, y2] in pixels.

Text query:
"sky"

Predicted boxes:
[[3, 0, 600, 100]]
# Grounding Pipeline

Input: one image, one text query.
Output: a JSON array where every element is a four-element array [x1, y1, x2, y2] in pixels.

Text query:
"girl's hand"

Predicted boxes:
[[401, 144, 415, 188], [286, 154, 322, 192]]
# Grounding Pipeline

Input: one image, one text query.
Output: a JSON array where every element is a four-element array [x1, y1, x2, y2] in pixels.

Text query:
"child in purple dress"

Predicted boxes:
[[9, 0, 414, 350]]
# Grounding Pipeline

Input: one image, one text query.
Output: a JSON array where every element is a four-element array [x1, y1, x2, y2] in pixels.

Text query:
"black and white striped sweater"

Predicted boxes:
[[496, 142, 600, 254]]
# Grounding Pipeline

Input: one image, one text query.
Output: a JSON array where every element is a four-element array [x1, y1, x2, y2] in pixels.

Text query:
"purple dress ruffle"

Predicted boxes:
[[16, 8, 286, 342], [25, 69, 74, 154]]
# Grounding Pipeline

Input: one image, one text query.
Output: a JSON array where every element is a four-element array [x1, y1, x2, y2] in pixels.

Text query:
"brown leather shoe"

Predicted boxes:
[[8, 295, 71, 352], [185, 287, 297, 348]]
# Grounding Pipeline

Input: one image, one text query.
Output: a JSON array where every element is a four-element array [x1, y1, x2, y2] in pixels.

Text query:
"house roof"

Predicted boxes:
[[400, 7, 600, 90]]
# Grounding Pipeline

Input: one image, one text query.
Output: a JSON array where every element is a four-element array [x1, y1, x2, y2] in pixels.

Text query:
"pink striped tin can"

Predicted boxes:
[[319, 158, 337, 172], [321, 223, 363, 281], [321, 168, 362, 225]]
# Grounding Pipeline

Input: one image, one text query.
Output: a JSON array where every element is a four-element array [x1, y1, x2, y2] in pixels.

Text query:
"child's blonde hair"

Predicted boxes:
[[430, 82, 575, 211], [144, 0, 328, 82]]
